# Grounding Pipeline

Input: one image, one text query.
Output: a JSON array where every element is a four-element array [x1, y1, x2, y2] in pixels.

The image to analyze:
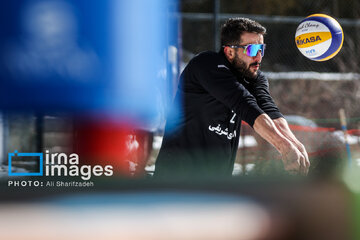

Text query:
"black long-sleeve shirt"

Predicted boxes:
[[155, 51, 283, 177]]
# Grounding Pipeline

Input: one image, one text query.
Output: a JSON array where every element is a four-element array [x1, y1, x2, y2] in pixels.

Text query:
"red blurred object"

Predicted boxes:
[[73, 119, 153, 177]]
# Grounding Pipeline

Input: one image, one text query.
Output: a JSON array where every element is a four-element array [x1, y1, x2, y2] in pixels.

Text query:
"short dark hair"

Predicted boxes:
[[221, 18, 266, 47]]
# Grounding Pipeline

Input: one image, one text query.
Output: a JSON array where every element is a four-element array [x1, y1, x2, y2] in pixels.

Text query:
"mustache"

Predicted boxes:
[[250, 62, 261, 67]]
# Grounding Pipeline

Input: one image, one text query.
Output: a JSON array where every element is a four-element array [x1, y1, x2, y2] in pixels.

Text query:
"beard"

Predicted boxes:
[[232, 52, 260, 79]]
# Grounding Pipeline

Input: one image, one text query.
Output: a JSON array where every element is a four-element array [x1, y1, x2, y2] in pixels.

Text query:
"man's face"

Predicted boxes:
[[232, 32, 264, 79]]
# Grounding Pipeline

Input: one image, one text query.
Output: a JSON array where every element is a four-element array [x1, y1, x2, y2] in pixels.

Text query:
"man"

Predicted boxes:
[[155, 18, 310, 178]]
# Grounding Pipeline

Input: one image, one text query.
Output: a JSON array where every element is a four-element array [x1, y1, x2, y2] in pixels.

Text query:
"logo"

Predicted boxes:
[[297, 22, 320, 32], [8, 150, 113, 181], [295, 32, 332, 49], [8, 150, 43, 176], [296, 35, 322, 46], [305, 49, 316, 56]]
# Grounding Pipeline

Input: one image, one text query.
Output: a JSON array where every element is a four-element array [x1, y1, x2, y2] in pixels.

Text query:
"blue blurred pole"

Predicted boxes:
[[339, 108, 352, 167]]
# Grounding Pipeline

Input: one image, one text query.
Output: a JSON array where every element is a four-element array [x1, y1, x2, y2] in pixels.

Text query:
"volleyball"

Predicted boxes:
[[295, 14, 344, 61]]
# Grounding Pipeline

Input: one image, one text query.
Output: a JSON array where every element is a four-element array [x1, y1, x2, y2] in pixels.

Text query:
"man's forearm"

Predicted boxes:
[[253, 114, 292, 154], [273, 117, 302, 146]]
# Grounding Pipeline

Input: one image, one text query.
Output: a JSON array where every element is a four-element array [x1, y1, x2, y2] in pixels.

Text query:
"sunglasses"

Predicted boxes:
[[223, 44, 266, 57]]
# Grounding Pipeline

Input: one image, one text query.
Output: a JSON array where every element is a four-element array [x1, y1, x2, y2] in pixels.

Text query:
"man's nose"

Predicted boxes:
[[253, 50, 262, 61]]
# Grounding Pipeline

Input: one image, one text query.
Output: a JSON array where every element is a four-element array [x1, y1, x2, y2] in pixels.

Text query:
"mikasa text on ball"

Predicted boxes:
[[295, 14, 344, 61]]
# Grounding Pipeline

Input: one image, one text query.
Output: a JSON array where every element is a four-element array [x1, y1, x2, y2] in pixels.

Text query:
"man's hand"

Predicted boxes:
[[253, 114, 309, 175], [281, 143, 307, 175], [273, 118, 310, 175], [295, 143, 310, 175]]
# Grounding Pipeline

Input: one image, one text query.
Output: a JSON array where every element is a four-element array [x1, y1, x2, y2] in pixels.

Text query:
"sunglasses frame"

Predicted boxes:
[[223, 44, 266, 57]]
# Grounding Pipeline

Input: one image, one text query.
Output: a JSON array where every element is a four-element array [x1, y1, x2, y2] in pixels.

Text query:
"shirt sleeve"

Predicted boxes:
[[249, 72, 284, 119], [190, 54, 264, 127]]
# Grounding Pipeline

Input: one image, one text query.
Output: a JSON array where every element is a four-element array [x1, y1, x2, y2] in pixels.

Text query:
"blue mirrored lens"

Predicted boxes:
[[246, 44, 265, 57]]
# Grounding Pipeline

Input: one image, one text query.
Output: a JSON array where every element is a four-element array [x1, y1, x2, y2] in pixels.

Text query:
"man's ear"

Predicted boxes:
[[223, 46, 235, 62]]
